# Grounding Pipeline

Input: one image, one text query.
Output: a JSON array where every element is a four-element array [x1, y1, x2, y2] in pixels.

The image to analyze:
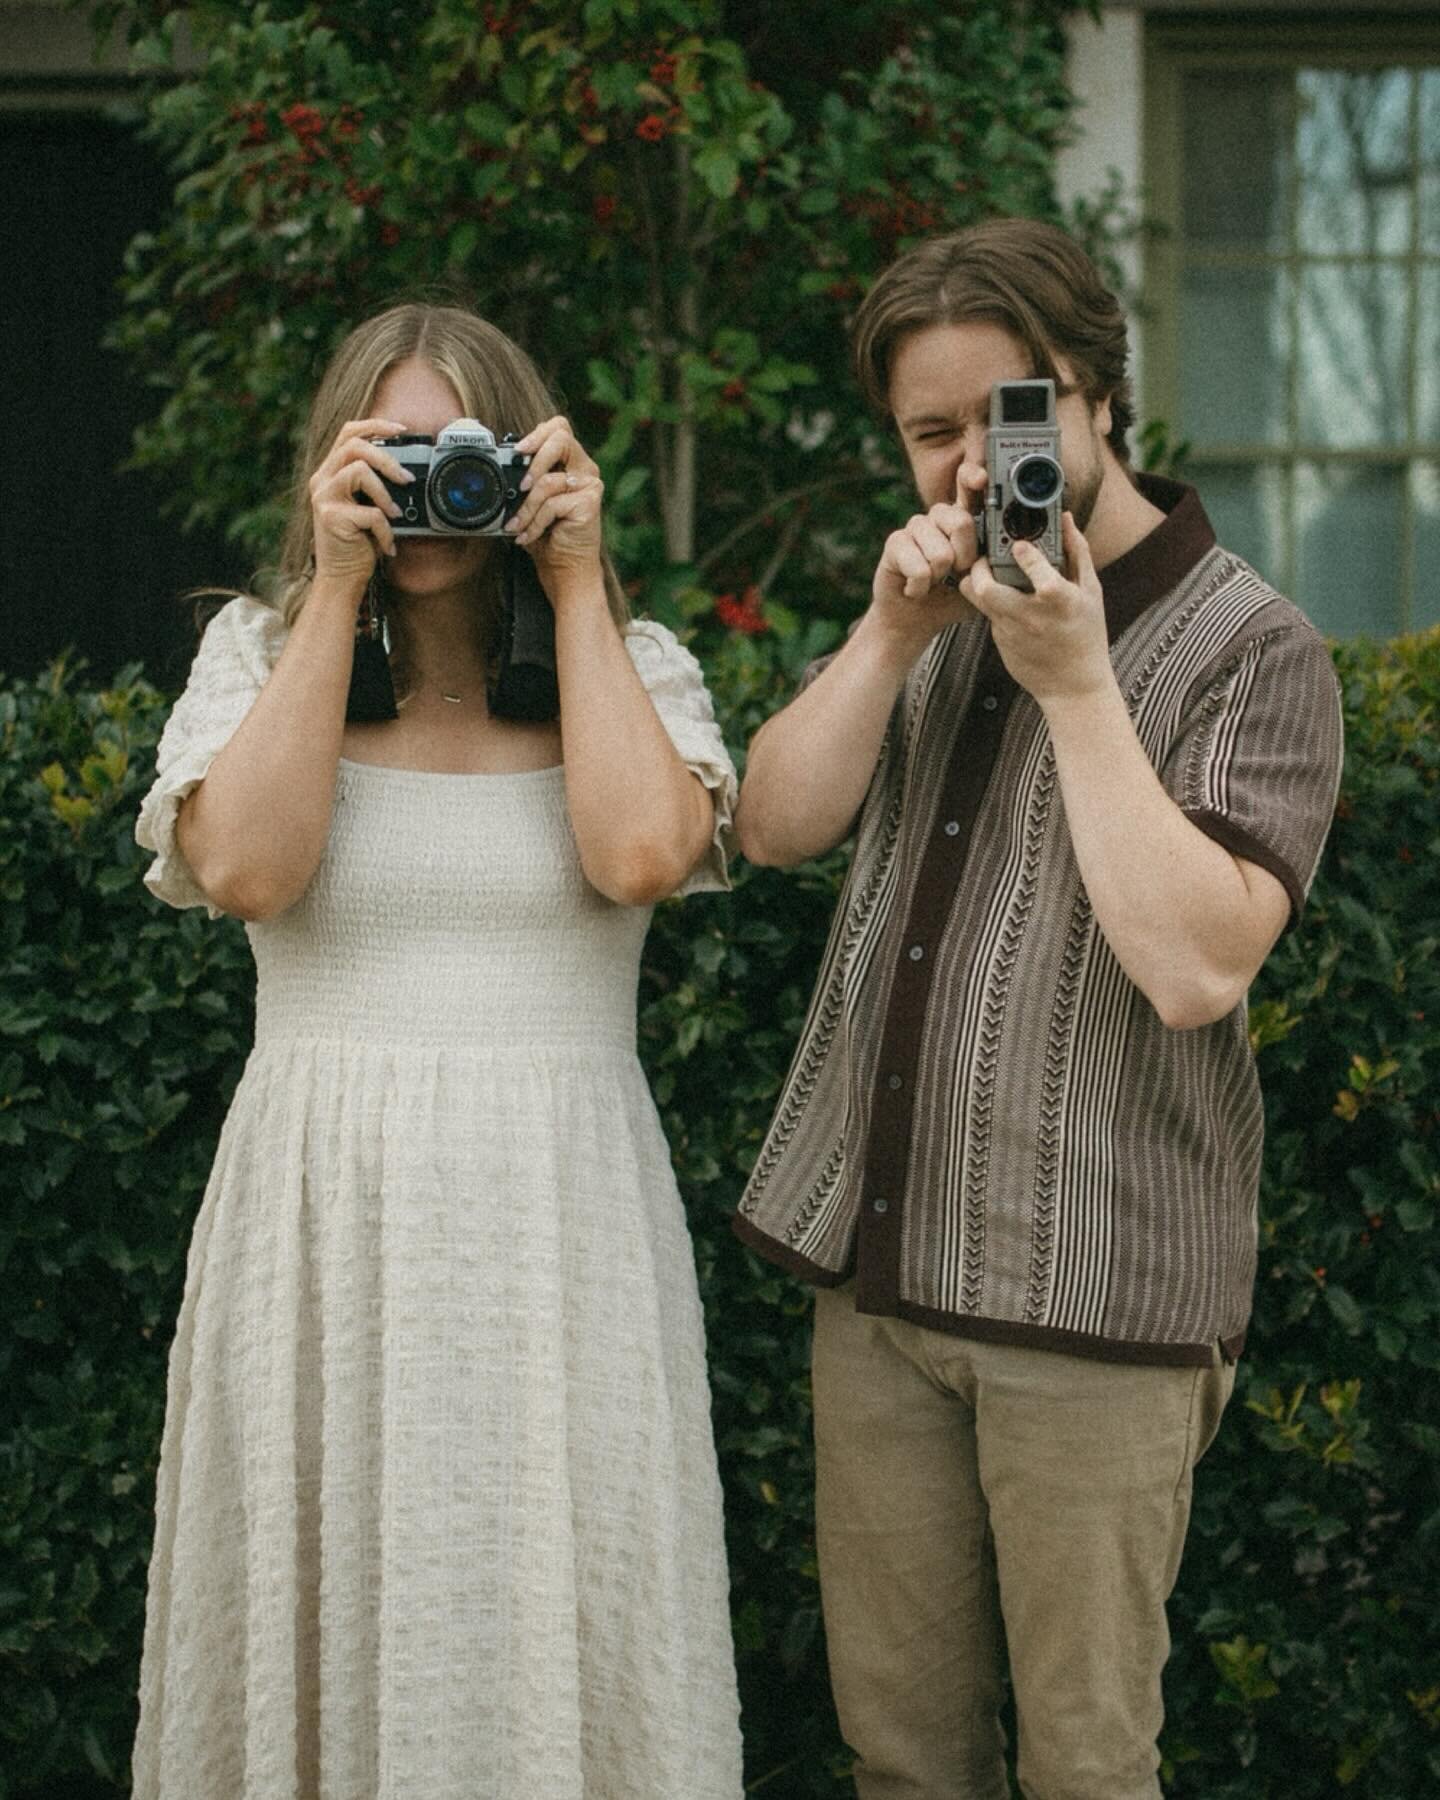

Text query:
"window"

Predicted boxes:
[[1145, 18, 1440, 636]]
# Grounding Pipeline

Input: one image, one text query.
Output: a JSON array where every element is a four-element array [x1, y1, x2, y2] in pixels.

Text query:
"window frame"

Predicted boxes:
[[1143, 13, 1440, 633]]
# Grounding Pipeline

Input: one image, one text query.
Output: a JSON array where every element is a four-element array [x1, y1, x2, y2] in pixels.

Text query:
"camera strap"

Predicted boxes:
[[345, 582, 399, 723], [488, 547, 559, 722]]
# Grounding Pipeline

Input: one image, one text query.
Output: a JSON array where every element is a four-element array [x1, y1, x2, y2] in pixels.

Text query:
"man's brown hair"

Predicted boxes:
[[851, 217, 1135, 459]]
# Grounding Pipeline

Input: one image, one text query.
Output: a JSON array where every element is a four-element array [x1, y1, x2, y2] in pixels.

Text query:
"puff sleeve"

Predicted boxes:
[[135, 596, 288, 914], [623, 618, 737, 896]]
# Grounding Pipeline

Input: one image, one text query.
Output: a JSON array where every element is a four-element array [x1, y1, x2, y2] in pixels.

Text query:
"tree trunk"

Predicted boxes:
[[667, 138, 698, 567]]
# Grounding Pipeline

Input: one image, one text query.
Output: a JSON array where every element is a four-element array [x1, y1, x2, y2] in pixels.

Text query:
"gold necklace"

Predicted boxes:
[[397, 680, 476, 709]]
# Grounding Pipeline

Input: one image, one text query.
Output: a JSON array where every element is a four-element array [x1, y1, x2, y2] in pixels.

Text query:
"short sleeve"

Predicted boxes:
[[135, 596, 288, 914], [1165, 619, 1344, 926], [623, 618, 737, 896]]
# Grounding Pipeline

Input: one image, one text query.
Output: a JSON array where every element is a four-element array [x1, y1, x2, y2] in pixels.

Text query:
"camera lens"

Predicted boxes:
[[1011, 453, 1063, 507], [429, 450, 504, 530], [1002, 500, 1052, 543]]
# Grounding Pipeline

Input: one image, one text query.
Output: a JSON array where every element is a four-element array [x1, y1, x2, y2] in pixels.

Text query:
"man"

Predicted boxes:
[[732, 218, 1343, 1800]]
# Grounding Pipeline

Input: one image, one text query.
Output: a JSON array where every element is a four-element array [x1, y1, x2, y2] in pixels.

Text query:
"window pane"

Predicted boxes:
[[1295, 462, 1404, 635], [1296, 264, 1408, 448], [1420, 71, 1440, 251], [1413, 462, 1440, 630], [1195, 463, 1287, 588], [1180, 266, 1289, 447], [1181, 72, 1289, 248], [1296, 69, 1413, 255], [1419, 265, 1440, 445]]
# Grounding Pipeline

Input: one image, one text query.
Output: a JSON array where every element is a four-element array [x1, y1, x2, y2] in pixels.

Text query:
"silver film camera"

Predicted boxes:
[[375, 419, 530, 535], [979, 379, 1064, 591], [367, 419, 557, 722]]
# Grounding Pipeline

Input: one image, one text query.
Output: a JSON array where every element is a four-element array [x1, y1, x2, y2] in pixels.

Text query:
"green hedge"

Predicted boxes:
[[2, 621, 1438, 1796]]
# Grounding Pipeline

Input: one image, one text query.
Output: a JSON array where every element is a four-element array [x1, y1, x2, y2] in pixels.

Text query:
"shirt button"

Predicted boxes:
[[944, 820, 960, 837], [887, 1074, 903, 1091], [872, 1196, 890, 1215], [908, 944, 924, 961], [981, 694, 999, 712]]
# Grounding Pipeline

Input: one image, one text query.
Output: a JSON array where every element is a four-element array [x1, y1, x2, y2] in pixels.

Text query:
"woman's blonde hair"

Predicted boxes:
[[260, 302, 628, 661]]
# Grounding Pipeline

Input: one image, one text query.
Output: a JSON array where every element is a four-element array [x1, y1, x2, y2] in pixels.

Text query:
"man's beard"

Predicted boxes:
[[1065, 453, 1103, 534]]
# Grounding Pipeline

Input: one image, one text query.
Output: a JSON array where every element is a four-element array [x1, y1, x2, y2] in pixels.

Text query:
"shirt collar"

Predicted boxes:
[[1099, 474, 1216, 644]]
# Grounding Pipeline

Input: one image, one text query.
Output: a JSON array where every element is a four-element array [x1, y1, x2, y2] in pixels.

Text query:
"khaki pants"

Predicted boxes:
[[811, 1284, 1234, 1800]]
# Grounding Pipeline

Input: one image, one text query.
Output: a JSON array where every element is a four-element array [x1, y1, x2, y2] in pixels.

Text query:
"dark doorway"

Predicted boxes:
[[1, 109, 248, 691]]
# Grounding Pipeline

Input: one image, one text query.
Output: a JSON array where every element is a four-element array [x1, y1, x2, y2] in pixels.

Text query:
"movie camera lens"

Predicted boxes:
[[1001, 502, 1048, 542], [999, 452, 1063, 544], [429, 451, 505, 530], [1012, 453, 1063, 507]]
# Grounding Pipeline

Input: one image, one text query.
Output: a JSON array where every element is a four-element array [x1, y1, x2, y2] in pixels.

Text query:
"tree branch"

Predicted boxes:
[[671, 136, 698, 565], [628, 138, 673, 535], [695, 469, 871, 577], [756, 497, 811, 593]]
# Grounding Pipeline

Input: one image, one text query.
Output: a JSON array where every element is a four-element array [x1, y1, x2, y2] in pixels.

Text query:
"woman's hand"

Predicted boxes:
[[308, 417, 415, 594], [505, 416, 606, 603]]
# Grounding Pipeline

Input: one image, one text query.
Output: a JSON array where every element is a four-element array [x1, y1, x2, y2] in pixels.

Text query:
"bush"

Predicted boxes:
[[0, 664, 254, 1796], [4, 625, 1438, 1797], [1161, 627, 1440, 1796]]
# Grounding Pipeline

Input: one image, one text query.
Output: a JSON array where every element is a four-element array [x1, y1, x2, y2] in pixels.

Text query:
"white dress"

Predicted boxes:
[[132, 597, 745, 1800]]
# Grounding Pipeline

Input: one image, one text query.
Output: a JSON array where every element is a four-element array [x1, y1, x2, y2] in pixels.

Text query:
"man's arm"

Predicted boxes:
[[737, 495, 977, 867], [964, 516, 1290, 1030]]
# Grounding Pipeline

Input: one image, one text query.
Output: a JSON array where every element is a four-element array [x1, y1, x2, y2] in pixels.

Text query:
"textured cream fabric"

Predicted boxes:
[[132, 599, 744, 1799]]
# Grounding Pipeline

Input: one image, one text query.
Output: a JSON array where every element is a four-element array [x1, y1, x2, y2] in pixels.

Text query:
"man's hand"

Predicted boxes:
[[740, 466, 984, 868], [961, 512, 1114, 708], [870, 465, 985, 659]]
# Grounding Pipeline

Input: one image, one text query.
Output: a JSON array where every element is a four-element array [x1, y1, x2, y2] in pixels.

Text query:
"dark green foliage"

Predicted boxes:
[[632, 602, 853, 1791], [2, 630, 1438, 1795], [1162, 628, 1440, 1797], [95, 0, 1100, 613], [0, 666, 253, 1798]]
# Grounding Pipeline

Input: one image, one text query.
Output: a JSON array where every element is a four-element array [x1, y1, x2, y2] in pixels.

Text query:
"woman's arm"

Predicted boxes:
[[553, 585, 714, 905], [175, 583, 359, 920], [175, 415, 409, 920], [508, 417, 714, 905]]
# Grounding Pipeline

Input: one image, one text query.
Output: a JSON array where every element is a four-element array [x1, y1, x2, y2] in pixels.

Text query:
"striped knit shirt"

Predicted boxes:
[[734, 478, 1344, 1367]]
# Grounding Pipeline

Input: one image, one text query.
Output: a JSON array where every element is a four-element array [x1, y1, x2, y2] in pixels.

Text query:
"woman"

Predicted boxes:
[[133, 304, 743, 1799]]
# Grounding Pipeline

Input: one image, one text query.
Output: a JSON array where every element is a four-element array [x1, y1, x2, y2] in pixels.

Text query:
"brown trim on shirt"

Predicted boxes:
[[732, 1213, 1242, 1367], [892, 1299, 1219, 1368], [1185, 807, 1307, 925], [732, 1212, 850, 1286], [855, 633, 1017, 1317], [1099, 475, 1216, 638]]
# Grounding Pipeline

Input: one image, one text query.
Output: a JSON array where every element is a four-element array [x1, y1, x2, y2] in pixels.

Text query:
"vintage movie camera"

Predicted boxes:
[[978, 379, 1065, 591]]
